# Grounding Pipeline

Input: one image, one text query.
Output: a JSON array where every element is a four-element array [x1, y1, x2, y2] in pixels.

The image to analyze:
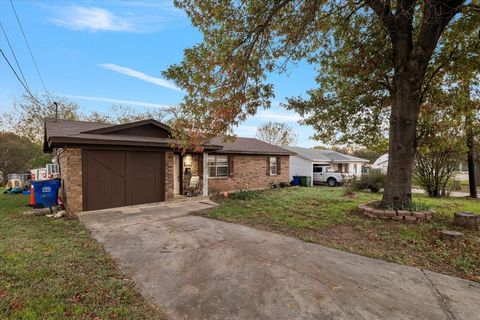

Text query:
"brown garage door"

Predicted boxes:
[[83, 150, 165, 211]]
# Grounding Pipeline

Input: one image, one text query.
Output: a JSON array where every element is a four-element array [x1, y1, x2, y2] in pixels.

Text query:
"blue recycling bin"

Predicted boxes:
[[32, 179, 61, 208], [292, 176, 301, 186]]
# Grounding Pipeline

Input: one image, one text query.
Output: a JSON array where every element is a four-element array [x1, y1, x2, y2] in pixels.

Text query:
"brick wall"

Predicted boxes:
[[57, 148, 83, 213], [208, 154, 289, 194], [165, 151, 174, 200]]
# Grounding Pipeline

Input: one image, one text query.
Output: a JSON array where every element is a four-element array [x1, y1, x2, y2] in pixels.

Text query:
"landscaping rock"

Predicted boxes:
[[397, 210, 411, 217], [438, 230, 465, 241], [412, 212, 426, 219], [453, 212, 480, 230], [373, 209, 384, 217], [384, 210, 396, 217], [358, 203, 434, 223], [404, 216, 417, 222]]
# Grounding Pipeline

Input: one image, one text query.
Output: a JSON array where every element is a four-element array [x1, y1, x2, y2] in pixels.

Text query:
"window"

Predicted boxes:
[[313, 166, 323, 173], [354, 163, 358, 174], [207, 155, 229, 178], [269, 157, 277, 175]]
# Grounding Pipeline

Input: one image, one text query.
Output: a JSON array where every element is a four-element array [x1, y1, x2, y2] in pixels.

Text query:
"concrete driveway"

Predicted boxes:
[[80, 200, 480, 320]]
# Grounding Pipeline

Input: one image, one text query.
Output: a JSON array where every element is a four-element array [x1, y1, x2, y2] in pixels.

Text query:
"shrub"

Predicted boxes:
[[413, 142, 464, 197], [230, 189, 258, 200], [353, 172, 385, 193], [343, 176, 357, 196]]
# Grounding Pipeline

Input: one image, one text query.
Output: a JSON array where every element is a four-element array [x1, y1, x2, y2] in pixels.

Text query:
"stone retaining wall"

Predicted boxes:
[[358, 202, 434, 222]]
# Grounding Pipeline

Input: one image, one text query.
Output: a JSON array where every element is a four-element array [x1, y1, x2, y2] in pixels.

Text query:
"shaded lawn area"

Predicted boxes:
[[202, 186, 480, 282], [0, 191, 165, 320]]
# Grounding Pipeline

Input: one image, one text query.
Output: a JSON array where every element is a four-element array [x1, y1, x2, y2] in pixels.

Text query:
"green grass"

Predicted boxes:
[[0, 191, 165, 319], [207, 187, 381, 229], [202, 186, 480, 282]]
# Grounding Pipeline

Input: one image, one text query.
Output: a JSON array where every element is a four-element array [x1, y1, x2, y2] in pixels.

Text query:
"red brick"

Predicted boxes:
[[208, 155, 289, 194]]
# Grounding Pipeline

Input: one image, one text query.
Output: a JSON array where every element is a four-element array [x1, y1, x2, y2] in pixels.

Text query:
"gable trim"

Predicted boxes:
[[81, 119, 171, 135]]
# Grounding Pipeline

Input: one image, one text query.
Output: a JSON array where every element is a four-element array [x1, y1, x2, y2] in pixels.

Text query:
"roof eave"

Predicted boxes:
[[47, 136, 222, 151], [212, 150, 293, 156], [331, 159, 369, 163]]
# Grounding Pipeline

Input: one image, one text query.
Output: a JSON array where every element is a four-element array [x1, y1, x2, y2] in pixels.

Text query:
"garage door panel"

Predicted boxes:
[[126, 151, 165, 205], [83, 150, 126, 211], [86, 150, 126, 178], [83, 150, 165, 211]]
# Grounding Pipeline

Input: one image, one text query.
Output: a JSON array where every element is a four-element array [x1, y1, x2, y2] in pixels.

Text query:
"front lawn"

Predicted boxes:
[[202, 186, 480, 282], [0, 191, 165, 319]]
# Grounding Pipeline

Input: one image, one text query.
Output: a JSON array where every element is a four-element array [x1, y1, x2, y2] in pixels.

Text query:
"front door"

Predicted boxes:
[[173, 154, 180, 195]]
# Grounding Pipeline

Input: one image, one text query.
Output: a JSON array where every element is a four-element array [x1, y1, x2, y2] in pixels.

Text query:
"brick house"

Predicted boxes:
[[44, 118, 293, 213]]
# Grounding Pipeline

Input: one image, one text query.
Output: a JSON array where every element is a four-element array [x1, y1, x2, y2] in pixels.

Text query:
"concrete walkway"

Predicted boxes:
[[80, 201, 480, 320]]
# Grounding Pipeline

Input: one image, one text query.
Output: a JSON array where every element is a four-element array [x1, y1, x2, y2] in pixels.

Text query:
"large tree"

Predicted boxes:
[[0, 132, 49, 184], [165, 0, 478, 208], [256, 121, 298, 145], [2, 94, 80, 143]]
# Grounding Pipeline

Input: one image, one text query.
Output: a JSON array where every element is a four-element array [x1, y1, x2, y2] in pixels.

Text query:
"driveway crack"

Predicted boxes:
[[421, 269, 456, 320]]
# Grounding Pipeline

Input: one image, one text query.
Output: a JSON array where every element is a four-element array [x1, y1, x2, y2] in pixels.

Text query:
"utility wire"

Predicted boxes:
[[0, 22, 30, 92], [0, 48, 42, 105], [9, 0, 48, 94]]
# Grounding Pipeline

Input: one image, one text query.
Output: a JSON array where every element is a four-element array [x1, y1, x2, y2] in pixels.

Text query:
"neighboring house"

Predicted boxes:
[[44, 118, 292, 213], [372, 154, 389, 174], [373, 154, 478, 182], [281, 146, 369, 186]]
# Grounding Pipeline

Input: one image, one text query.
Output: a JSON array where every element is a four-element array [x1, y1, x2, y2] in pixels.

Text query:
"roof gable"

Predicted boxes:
[[82, 119, 171, 138]]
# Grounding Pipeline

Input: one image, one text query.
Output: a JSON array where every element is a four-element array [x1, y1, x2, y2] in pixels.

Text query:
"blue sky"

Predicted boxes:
[[0, 0, 320, 147]]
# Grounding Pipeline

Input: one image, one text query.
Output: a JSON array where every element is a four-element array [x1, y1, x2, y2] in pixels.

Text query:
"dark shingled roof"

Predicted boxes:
[[44, 119, 292, 156], [44, 118, 180, 150], [209, 137, 294, 155]]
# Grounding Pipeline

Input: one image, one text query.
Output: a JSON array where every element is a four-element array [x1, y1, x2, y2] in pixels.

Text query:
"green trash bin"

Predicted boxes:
[[300, 176, 307, 187]]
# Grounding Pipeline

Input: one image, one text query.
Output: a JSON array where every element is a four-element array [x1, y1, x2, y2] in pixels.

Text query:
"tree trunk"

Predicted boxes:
[[476, 157, 480, 187], [466, 123, 477, 198], [381, 76, 420, 209], [464, 81, 477, 198]]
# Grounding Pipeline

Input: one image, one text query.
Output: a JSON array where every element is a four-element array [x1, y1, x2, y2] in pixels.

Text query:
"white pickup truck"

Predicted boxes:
[[313, 165, 352, 187]]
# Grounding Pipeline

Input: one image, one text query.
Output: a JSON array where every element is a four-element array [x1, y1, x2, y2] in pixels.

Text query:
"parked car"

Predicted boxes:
[[313, 165, 351, 187]]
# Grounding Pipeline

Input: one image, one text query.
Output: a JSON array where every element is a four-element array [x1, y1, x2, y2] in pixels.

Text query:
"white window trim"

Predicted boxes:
[[208, 155, 229, 178], [269, 157, 277, 176]]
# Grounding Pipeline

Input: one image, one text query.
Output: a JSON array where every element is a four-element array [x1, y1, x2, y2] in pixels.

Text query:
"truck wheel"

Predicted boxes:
[[327, 178, 337, 187]]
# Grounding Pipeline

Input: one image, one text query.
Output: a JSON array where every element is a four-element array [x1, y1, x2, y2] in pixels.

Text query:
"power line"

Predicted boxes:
[[9, 0, 48, 94], [0, 22, 30, 92], [0, 48, 42, 105]]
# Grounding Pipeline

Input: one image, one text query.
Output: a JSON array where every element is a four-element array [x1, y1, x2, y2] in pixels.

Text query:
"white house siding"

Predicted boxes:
[[349, 162, 364, 177], [289, 156, 314, 186], [332, 162, 364, 177]]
